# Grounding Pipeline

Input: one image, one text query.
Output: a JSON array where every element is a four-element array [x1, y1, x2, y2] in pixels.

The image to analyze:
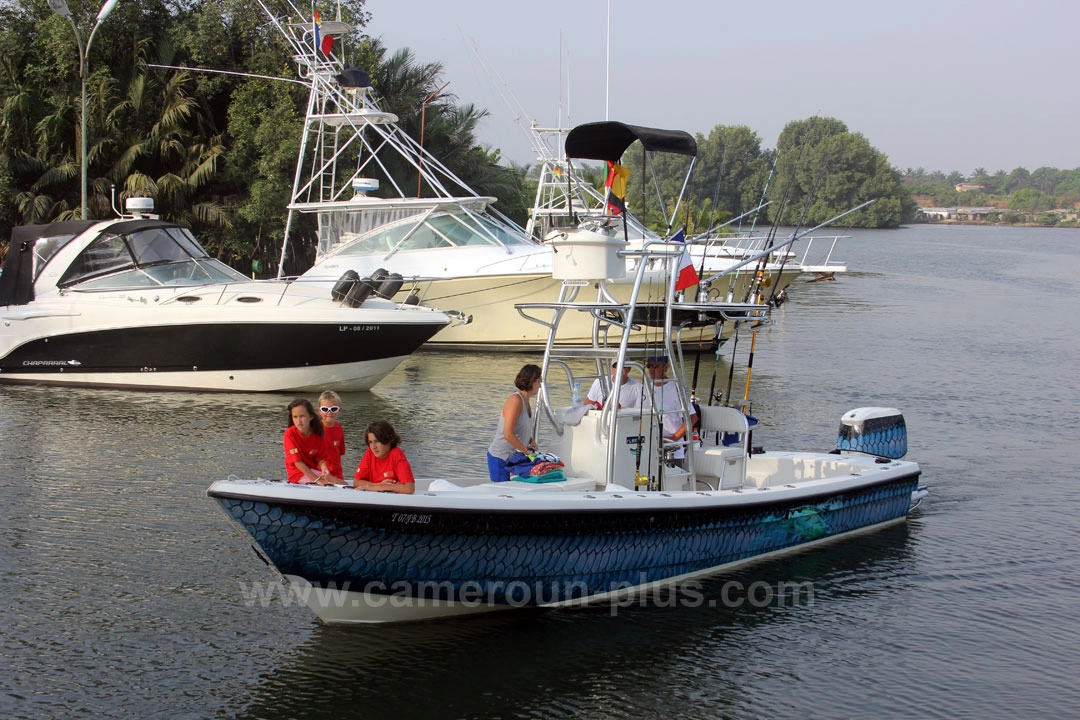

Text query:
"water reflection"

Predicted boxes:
[[232, 525, 916, 720]]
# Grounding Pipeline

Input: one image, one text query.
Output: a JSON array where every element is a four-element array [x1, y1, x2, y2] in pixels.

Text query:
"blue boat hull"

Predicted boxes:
[[211, 473, 919, 606]]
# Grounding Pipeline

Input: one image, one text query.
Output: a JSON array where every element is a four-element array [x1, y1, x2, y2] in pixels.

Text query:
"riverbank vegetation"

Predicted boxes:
[[900, 168, 1080, 227], [2, 1, 1074, 273]]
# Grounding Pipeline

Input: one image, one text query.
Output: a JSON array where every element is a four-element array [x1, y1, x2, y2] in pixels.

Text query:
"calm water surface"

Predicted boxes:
[[2, 224, 1079, 718]]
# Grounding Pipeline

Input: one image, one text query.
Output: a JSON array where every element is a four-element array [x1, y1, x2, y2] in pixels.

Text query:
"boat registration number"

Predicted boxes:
[[339, 324, 380, 332], [391, 512, 432, 525]]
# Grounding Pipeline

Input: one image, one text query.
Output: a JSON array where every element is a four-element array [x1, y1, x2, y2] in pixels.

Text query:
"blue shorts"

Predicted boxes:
[[486, 452, 511, 482]]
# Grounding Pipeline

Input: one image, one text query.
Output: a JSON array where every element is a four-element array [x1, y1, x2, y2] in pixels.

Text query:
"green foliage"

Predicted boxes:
[[3, 0, 1074, 268], [766, 116, 914, 228], [1009, 188, 1052, 213]]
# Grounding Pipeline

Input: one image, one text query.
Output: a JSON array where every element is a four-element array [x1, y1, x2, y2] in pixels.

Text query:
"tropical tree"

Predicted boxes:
[[1009, 188, 1051, 213], [767, 116, 914, 228]]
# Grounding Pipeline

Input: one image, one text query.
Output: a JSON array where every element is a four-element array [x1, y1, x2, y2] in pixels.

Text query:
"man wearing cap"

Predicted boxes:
[[647, 355, 697, 466], [585, 361, 649, 411]]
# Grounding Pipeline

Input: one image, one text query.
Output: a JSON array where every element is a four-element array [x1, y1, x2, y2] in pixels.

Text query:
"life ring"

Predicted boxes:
[[331, 270, 360, 303]]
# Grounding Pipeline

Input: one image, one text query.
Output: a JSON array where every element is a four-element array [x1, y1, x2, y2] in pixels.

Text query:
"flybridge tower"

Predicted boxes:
[[259, 1, 500, 276]]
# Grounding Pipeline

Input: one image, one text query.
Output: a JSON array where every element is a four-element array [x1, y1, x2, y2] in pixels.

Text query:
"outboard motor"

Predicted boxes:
[[836, 407, 908, 459]]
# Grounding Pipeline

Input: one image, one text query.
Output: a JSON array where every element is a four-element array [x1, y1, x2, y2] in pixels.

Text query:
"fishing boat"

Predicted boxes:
[[525, 122, 848, 296], [262, 3, 828, 350], [0, 199, 452, 392], [207, 203, 925, 624]]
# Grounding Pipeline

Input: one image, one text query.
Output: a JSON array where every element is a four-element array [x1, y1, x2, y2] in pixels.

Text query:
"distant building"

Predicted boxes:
[[955, 183, 986, 193], [917, 207, 954, 220], [955, 207, 994, 221], [916, 207, 995, 222]]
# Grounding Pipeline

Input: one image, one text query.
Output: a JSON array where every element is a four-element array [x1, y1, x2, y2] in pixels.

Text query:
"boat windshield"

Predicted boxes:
[[33, 235, 80, 280], [57, 225, 249, 289], [333, 211, 534, 257]]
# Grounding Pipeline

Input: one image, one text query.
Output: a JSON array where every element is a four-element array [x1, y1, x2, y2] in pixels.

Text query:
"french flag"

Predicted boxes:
[[671, 229, 700, 291]]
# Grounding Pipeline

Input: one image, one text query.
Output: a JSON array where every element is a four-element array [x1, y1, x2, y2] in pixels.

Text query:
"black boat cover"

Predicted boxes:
[[564, 121, 697, 162], [0, 221, 96, 306]]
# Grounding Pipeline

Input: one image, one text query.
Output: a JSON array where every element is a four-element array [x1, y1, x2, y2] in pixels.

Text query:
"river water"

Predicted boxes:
[[2, 224, 1079, 718]]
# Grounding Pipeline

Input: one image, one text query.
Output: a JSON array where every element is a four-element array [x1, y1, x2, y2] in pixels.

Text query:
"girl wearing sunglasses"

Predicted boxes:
[[318, 390, 346, 481]]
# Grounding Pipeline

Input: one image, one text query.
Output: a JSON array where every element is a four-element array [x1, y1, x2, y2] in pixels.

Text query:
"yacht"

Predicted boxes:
[[0, 200, 452, 392]]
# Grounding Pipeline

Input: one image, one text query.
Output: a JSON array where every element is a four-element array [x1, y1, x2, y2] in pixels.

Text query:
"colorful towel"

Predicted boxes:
[[511, 470, 566, 483]]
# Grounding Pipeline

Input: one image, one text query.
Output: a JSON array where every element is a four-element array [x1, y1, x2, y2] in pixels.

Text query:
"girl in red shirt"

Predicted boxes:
[[354, 420, 415, 494], [283, 399, 337, 484]]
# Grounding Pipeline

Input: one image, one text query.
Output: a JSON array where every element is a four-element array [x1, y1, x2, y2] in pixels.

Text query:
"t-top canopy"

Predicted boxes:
[[564, 121, 697, 162]]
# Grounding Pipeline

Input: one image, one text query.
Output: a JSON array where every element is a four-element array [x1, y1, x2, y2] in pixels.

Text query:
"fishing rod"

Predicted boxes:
[[697, 201, 773, 244], [744, 153, 777, 236], [699, 200, 874, 287], [705, 317, 726, 406], [742, 140, 807, 303], [723, 323, 740, 407], [742, 329, 758, 412], [697, 145, 728, 285], [762, 148, 831, 306]]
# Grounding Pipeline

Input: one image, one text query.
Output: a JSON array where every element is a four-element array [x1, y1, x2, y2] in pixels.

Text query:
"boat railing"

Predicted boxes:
[[513, 238, 714, 487], [796, 235, 849, 272]]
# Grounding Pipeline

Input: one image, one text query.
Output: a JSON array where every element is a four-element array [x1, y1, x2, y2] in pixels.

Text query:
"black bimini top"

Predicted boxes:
[[564, 121, 697, 161]]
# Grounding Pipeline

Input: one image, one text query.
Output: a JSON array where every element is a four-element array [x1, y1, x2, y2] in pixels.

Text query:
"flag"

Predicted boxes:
[[313, 5, 335, 55], [671, 229, 700, 291], [604, 160, 630, 215]]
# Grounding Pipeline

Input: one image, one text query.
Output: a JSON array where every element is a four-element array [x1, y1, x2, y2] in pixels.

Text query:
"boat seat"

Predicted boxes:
[[693, 406, 749, 489]]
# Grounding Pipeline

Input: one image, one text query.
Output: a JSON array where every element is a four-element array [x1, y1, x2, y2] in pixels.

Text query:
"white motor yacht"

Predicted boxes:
[[0, 200, 451, 392]]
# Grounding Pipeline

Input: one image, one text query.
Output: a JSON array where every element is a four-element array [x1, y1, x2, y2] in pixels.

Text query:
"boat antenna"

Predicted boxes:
[[605, 0, 611, 120]]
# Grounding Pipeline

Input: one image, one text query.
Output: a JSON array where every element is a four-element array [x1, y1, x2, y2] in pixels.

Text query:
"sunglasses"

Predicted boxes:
[[320, 406, 340, 413]]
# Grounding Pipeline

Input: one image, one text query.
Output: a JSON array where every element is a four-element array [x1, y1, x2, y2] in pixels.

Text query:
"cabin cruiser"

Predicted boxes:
[[0, 199, 452, 392]]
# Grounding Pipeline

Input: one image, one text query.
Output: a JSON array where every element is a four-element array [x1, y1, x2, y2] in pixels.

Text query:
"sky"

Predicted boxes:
[[360, 0, 1080, 176]]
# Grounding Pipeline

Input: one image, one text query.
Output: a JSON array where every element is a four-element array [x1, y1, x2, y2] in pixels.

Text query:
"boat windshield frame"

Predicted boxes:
[[55, 222, 249, 290], [326, 206, 537, 260]]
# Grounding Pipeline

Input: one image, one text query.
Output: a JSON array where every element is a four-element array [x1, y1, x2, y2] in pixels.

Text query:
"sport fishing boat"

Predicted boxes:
[[207, 223, 925, 624], [261, 3, 828, 350], [526, 122, 847, 296], [0, 199, 452, 392]]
